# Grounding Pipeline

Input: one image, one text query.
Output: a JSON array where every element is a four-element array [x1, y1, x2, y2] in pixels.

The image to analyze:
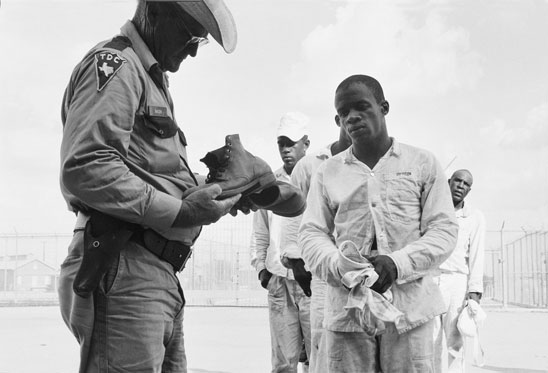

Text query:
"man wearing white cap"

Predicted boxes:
[[58, 1, 241, 372], [251, 112, 312, 373], [280, 117, 352, 373]]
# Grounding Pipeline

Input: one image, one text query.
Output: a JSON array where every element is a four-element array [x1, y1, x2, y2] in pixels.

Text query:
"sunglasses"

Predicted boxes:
[[180, 20, 209, 49]]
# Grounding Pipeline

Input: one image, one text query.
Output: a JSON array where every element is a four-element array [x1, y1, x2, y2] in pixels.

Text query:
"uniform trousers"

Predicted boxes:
[[58, 230, 186, 373]]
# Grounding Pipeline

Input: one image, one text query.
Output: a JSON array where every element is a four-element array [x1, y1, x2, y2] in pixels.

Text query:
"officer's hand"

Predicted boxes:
[[285, 258, 312, 297], [367, 255, 398, 294], [467, 292, 482, 304], [258, 269, 273, 289], [174, 184, 240, 227], [229, 195, 258, 217]]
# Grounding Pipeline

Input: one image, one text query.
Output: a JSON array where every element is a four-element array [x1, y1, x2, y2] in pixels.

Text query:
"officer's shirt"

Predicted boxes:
[[60, 21, 200, 245]]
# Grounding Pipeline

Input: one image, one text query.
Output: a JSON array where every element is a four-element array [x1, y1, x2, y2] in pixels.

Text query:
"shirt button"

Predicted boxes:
[[371, 202, 376, 207], [370, 172, 375, 176]]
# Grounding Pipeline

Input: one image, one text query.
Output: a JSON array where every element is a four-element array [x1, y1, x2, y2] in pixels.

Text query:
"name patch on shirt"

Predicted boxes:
[[95, 52, 126, 92], [396, 171, 412, 176], [147, 106, 168, 117]]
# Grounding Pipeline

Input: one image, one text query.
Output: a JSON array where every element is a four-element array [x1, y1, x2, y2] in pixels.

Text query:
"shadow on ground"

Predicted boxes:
[[478, 366, 548, 373]]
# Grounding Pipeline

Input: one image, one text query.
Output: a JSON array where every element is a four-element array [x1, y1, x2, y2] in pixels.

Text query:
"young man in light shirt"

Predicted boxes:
[[298, 74, 458, 372]]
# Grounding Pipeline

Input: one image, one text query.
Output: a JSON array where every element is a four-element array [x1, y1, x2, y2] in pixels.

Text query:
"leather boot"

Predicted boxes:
[[248, 180, 306, 217], [200, 134, 277, 199]]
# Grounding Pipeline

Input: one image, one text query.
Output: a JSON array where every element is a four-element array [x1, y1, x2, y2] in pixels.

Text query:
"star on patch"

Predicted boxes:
[[95, 51, 126, 91]]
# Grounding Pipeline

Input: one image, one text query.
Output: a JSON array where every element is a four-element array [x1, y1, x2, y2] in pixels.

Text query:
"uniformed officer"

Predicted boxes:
[[58, 1, 241, 372]]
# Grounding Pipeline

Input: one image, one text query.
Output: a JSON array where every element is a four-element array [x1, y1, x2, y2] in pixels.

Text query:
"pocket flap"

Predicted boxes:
[[142, 113, 178, 138]]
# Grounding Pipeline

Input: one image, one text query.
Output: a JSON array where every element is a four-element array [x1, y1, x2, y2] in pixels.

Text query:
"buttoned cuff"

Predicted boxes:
[[387, 251, 428, 284], [255, 262, 266, 273], [387, 251, 412, 280], [282, 246, 303, 259], [468, 281, 483, 294]]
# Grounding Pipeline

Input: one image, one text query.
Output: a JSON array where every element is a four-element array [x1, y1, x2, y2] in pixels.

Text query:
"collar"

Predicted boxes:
[[455, 201, 472, 218], [274, 166, 291, 180], [344, 137, 398, 164], [315, 143, 335, 161], [388, 137, 400, 157], [120, 21, 158, 72]]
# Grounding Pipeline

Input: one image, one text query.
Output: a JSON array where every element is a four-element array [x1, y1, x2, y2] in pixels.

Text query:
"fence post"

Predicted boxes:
[[14, 229, 19, 304], [235, 251, 240, 306], [539, 232, 548, 307], [3, 237, 7, 293], [500, 221, 507, 308]]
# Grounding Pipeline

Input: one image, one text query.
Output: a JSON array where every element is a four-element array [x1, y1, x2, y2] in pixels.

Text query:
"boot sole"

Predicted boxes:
[[270, 201, 307, 218], [217, 172, 277, 200]]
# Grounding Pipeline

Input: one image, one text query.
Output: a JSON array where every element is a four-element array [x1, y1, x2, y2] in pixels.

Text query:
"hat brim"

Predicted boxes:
[[277, 133, 306, 143], [148, 0, 237, 53], [177, 0, 237, 53]]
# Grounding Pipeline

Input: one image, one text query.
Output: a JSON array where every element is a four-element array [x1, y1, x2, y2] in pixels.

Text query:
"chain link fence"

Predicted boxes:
[[0, 214, 266, 307], [1, 217, 547, 308], [484, 229, 548, 308]]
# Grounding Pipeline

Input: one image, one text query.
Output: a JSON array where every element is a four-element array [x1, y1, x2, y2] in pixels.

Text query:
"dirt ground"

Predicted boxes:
[[0, 303, 547, 373]]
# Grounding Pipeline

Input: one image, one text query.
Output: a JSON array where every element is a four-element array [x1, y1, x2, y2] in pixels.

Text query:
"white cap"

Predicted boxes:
[[277, 112, 309, 142]]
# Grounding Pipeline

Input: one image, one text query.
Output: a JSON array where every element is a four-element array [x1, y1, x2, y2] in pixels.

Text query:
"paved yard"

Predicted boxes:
[[0, 304, 547, 373]]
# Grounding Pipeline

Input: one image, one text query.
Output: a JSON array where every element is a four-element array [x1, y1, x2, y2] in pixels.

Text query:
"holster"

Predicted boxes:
[[73, 210, 136, 298]]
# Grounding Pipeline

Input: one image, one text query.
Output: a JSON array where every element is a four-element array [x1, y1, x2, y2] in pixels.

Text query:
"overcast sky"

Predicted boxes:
[[0, 0, 547, 235]]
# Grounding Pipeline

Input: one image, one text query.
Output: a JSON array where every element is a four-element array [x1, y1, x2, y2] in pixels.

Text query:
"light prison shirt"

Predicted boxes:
[[439, 202, 486, 293], [299, 139, 458, 332]]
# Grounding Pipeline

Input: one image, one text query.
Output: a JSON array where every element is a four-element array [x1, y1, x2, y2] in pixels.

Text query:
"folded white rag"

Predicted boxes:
[[457, 299, 486, 367], [338, 240, 409, 335]]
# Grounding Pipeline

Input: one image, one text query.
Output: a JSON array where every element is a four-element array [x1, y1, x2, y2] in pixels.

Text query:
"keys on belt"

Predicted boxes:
[[133, 229, 192, 273]]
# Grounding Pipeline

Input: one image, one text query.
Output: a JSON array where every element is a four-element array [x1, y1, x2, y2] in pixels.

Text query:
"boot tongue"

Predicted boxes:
[[200, 151, 229, 182], [200, 152, 223, 169]]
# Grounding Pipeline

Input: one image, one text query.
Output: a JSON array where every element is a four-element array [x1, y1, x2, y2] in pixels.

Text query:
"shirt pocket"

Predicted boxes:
[[131, 113, 184, 174], [333, 186, 371, 241], [384, 174, 421, 224]]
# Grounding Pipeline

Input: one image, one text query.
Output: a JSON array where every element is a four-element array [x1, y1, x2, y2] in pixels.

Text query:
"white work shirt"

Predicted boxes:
[[439, 202, 486, 293], [280, 143, 334, 260], [250, 167, 293, 279], [299, 139, 458, 332]]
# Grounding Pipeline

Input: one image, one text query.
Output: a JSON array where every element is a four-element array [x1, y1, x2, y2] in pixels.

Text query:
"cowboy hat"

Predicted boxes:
[[148, 0, 237, 53]]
